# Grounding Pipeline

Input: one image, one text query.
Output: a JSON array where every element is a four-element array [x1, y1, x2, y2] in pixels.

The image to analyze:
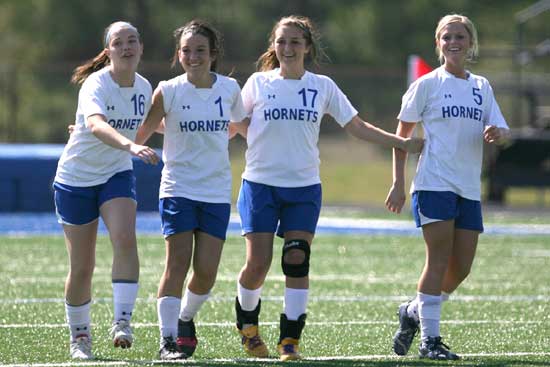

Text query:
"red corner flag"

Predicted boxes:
[[407, 55, 433, 86]]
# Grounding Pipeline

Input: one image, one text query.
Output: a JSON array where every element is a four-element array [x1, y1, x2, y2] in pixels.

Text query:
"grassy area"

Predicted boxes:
[[230, 136, 550, 221], [0, 233, 549, 365]]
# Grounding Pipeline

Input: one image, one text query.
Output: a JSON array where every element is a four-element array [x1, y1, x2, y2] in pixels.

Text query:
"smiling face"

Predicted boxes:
[[273, 24, 310, 72], [436, 22, 472, 69], [178, 32, 214, 78], [105, 26, 142, 72]]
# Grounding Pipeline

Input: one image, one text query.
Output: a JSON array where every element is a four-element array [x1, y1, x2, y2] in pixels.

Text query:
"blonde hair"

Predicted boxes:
[[71, 21, 140, 85], [435, 14, 478, 65], [256, 15, 326, 72]]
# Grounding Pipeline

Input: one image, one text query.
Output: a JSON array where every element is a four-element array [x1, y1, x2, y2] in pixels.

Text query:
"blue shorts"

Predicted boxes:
[[411, 191, 483, 232], [237, 179, 322, 238], [53, 170, 136, 225], [159, 197, 230, 240]]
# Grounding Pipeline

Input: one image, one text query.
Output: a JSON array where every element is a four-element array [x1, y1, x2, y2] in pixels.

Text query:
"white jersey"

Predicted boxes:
[[55, 67, 152, 186], [242, 69, 358, 187], [398, 66, 508, 200], [159, 73, 246, 203]]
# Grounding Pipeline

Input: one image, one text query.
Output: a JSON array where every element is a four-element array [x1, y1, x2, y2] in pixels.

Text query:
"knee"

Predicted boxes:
[[454, 263, 472, 283], [192, 267, 216, 287], [110, 231, 137, 251], [283, 249, 306, 264], [282, 239, 310, 278], [69, 262, 95, 283], [244, 259, 270, 278]]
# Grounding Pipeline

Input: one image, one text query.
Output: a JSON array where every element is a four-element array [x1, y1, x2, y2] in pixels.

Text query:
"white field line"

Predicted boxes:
[[3, 352, 550, 366], [1, 319, 548, 329], [2, 274, 419, 285], [2, 294, 550, 305]]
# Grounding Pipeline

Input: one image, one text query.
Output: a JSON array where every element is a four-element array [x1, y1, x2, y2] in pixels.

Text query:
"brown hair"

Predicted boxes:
[[256, 15, 325, 72], [171, 19, 223, 71], [71, 21, 140, 84]]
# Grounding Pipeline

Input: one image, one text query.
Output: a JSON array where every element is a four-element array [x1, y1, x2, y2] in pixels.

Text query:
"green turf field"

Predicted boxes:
[[0, 232, 549, 366]]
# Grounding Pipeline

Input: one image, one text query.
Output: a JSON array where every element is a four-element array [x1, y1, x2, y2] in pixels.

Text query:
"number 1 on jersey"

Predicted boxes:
[[215, 96, 224, 117]]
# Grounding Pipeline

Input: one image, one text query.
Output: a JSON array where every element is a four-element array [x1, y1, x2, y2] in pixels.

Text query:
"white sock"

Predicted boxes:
[[179, 288, 210, 321], [237, 283, 262, 311], [157, 296, 180, 338], [283, 288, 308, 320], [407, 296, 420, 322], [112, 282, 139, 322], [66, 301, 91, 341], [418, 292, 441, 340]]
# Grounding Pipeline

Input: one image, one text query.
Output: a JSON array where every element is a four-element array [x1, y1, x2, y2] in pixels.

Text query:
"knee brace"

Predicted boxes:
[[281, 239, 310, 278]]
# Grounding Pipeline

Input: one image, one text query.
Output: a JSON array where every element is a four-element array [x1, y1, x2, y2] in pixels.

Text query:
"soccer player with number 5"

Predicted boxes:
[[385, 14, 510, 360], [233, 15, 424, 361]]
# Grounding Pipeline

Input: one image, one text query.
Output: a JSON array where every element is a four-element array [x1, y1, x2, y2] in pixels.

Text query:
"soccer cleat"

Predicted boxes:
[[110, 319, 133, 348], [239, 325, 269, 358], [277, 337, 301, 361], [235, 297, 268, 358], [393, 301, 419, 355], [159, 336, 187, 360], [176, 319, 198, 357], [278, 313, 306, 361], [419, 336, 460, 360], [70, 335, 93, 360]]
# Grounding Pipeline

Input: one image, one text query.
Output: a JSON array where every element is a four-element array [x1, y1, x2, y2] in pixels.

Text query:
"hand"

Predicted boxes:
[[484, 125, 510, 145], [129, 144, 159, 165], [385, 184, 406, 214], [68, 124, 76, 134], [403, 137, 424, 153]]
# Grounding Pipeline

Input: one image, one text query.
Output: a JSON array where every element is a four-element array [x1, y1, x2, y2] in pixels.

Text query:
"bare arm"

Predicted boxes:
[[385, 121, 417, 214], [228, 118, 250, 139], [135, 87, 165, 145], [344, 115, 423, 153], [87, 114, 159, 165]]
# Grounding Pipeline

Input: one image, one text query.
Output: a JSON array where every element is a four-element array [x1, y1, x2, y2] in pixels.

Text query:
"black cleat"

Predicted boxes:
[[159, 336, 187, 360], [393, 301, 419, 355], [177, 319, 198, 358], [419, 336, 460, 360]]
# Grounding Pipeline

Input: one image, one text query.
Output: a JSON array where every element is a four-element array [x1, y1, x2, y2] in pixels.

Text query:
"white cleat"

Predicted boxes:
[[110, 319, 133, 348], [70, 336, 93, 360]]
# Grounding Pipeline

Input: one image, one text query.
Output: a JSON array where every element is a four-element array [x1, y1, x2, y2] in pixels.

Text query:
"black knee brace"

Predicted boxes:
[[281, 239, 310, 278]]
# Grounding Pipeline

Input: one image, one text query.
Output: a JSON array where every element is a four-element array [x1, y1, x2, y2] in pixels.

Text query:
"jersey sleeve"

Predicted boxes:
[[484, 83, 508, 129], [241, 73, 257, 118], [397, 78, 427, 123], [143, 79, 153, 117], [229, 80, 247, 122], [324, 77, 358, 127], [79, 76, 108, 127], [158, 80, 175, 114]]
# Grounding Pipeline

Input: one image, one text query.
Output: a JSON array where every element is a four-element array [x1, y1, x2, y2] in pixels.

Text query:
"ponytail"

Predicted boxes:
[[256, 49, 279, 72], [71, 50, 110, 85]]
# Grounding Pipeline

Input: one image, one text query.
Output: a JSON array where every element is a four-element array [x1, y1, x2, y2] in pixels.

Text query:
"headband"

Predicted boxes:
[[104, 22, 139, 47]]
